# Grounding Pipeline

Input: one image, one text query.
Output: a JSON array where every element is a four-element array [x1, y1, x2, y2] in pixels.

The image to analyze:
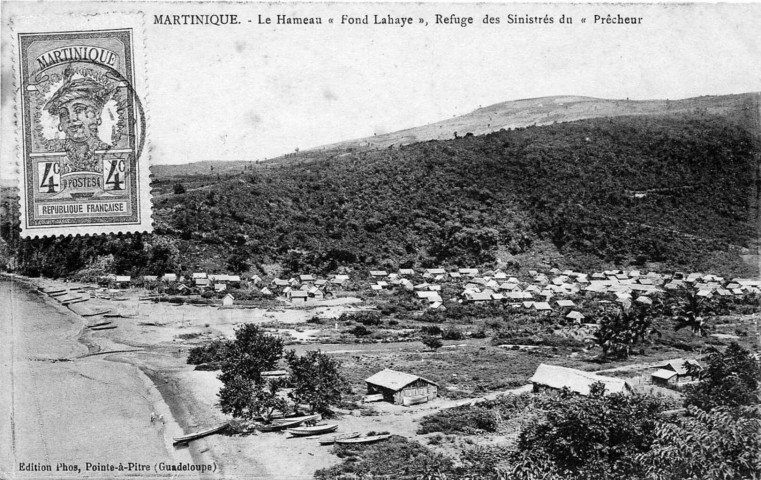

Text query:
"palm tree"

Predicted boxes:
[[670, 288, 712, 337]]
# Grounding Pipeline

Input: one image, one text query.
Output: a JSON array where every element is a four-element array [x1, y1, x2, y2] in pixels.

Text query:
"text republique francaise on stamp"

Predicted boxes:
[[13, 15, 152, 238]]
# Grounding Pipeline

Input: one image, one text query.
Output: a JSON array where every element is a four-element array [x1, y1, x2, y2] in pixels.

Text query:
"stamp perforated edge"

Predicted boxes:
[[9, 11, 153, 239]]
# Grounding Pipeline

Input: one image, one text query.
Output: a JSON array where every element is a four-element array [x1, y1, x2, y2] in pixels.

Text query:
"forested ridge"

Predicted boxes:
[[2, 111, 758, 278]]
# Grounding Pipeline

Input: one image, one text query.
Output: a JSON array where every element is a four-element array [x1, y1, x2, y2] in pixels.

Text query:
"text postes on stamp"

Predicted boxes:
[[15, 24, 152, 237]]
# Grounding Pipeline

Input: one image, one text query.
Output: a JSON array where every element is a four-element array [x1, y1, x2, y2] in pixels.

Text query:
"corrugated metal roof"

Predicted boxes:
[[530, 364, 630, 396], [652, 369, 677, 380], [365, 368, 438, 391]]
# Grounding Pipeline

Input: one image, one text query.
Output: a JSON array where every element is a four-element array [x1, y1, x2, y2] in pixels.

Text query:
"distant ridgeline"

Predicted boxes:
[[2, 111, 759, 279]]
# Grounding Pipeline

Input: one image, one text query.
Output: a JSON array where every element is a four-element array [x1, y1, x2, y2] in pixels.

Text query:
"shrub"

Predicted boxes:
[[418, 405, 499, 435]]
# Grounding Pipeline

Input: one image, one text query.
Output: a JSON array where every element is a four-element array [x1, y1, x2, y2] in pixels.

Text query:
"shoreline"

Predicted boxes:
[[2, 273, 201, 476]]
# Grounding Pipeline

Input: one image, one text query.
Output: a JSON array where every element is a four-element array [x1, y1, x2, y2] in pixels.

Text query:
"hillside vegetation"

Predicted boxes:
[[2, 111, 758, 278]]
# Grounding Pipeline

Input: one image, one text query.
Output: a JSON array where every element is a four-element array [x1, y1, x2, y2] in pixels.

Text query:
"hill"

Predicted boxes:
[[4, 102, 759, 279], [152, 93, 760, 177]]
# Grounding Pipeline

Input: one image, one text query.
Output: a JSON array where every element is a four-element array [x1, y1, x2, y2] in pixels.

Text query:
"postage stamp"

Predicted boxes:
[[13, 17, 152, 238]]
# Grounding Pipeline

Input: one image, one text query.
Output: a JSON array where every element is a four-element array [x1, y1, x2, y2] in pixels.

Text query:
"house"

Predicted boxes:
[[309, 287, 324, 300], [115, 275, 131, 287], [566, 311, 585, 322], [426, 268, 446, 276], [260, 287, 273, 295], [214, 283, 227, 292], [417, 291, 443, 303], [365, 369, 438, 405], [192, 272, 207, 280], [449, 272, 462, 279], [222, 293, 234, 306], [300, 274, 316, 283], [635, 296, 653, 305], [271, 278, 290, 287], [332, 274, 350, 285], [530, 364, 632, 396], [143, 275, 158, 283], [288, 290, 309, 303], [464, 291, 492, 303], [459, 268, 479, 276], [556, 299, 575, 308], [398, 269, 415, 276], [532, 302, 552, 311], [162, 273, 178, 282], [370, 270, 388, 277], [651, 359, 701, 385]]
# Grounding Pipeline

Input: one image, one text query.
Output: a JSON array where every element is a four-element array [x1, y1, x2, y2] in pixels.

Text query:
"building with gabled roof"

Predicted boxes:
[[365, 369, 438, 405], [530, 364, 632, 396]]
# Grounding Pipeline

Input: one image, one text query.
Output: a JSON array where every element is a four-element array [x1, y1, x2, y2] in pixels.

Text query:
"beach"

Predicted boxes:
[[0, 275, 399, 480]]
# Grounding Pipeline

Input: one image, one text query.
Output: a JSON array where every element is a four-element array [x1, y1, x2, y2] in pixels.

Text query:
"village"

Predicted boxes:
[[33, 263, 759, 409]]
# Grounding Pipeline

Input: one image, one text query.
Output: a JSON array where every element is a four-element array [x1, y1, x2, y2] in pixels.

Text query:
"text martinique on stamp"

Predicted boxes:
[[16, 26, 152, 238]]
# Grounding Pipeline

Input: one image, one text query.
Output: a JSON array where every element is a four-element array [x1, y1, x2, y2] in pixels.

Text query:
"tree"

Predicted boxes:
[[670, 288, 713, 337], [217, 324, 284, 421], [173, 183, 186, 194], [684, 342, 760, 411], [285, 350, 346, 415], [512, 384, 667, 479], [422, 336, 443, 352], [594, 304, 660, 360], [638, 405, 761, 480]]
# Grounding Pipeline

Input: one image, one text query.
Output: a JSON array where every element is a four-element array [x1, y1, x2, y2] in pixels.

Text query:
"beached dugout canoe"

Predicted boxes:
[[173, 423, 229, 445], [287, 424, 338, 437], [319, 432, 360, 445], [258, 414, 320, 432], [336, 434, 392, 445], [90, 325, 117, 331]]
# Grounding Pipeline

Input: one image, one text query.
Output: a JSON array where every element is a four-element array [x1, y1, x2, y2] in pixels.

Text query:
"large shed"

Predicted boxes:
[[365, 369, 439, 405], [530, 364, 632, 396]]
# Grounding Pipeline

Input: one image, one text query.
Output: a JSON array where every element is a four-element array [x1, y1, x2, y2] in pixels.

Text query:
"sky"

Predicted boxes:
[[2, 1, 761, 179]]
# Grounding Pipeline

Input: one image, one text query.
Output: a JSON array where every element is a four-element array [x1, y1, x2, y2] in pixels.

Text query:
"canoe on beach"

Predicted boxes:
[[40, 287, 66, 295], [336, 434, 392, 445], [258, 414, 321, 432], [318, 432, 360, 445], [173, 422, 230, 445], [288, 424, 338, 437], [90, 325, 117, 331], [88, 320, 113, 328], [80, 308, 112, 317]]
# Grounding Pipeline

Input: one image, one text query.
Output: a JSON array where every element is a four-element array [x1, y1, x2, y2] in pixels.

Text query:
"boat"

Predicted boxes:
[[173, 422, 229, 445], [88, 320, 113, 328], [258, 414, 321, 432], [336, 434, 392, 445], [403, 395, 429, 406], [319, 432, 360, 445], [48, 290, 69, 297], [90, 325, 117, 331], [287, 424, 338, 437], [80, 308, 111, 317], [62, 296, 85, 305], [41, 287, 66, 294]]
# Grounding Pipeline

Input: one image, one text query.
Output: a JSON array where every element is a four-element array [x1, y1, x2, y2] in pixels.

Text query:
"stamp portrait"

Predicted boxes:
[[15, 27, 151, 237]]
